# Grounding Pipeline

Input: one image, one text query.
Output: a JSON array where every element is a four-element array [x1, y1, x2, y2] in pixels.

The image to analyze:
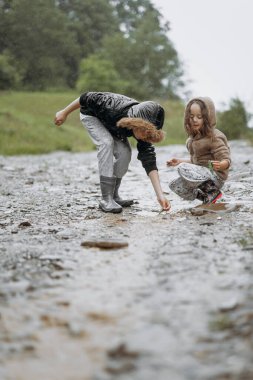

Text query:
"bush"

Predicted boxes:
[[76, 55, 130, 94], [0, 52, 22, 89], [218, 98, 251, 140]]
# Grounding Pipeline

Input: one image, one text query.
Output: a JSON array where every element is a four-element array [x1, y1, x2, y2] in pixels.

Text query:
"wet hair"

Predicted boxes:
[[185, 99, 213, 138]]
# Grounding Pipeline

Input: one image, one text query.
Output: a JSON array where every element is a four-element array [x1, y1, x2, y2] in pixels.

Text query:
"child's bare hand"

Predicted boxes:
[[211, 160, 228, 171], [166, 158, 181, 167], [158, 197, 171, 211], [54, 110, 67, 126]]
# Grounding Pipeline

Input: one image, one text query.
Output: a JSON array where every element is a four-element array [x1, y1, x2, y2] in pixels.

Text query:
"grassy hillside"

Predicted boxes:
[[160, 99, 186, 145], [0, 91, 186, 155]]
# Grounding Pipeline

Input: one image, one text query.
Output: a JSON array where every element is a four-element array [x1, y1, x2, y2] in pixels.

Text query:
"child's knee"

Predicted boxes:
[[115, 143, 132, 167], [177, 162, 191, 176], [124, 149, 132, 165]]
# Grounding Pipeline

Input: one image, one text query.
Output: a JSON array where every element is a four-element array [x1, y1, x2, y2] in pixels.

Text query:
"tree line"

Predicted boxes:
[[0, 0, 184, 99], [1, 0, 251, 138]]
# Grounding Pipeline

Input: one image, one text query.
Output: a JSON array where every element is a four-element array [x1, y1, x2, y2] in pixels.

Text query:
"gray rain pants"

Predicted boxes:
[[169, 163, 224, 200], [80, 115, 131, 178]]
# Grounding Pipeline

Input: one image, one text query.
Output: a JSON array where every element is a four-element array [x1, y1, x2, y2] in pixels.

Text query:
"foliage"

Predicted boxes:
[[76, 55, 129, 94], [111, 0, 164, 35], [160, 100, 186, 145], [0, 0, 79, 89], [57, 0, 118, 58], [218, 98, 252, 140], [0, 0, 185, 98], [1, 91, 253, 157], [103, 0, 184, 99], [0, 91, 186, 155], [0, 51, 23, 89]]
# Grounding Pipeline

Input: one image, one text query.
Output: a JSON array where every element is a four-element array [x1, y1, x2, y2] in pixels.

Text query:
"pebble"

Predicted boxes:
[[81, 239, 129, 249]]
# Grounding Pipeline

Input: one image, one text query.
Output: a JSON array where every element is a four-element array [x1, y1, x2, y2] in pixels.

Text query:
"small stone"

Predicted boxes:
[[218, 299, 239, 312], [81, 239, 128, 249], [25, 179, 34, 185], [56, 229, 75, 239], [107, 343, 139, 359], [190, 208, 205, 216], [18, 221, 32, 227], [68, 322, 87, 337], [242, 245, 253, 251]]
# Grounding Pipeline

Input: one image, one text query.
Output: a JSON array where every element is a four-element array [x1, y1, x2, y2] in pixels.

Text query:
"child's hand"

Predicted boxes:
[[54, 110, 67, 126], [211, 160, 229, 171], [166, 158, 181, 167], [158, 196, 171, 211]]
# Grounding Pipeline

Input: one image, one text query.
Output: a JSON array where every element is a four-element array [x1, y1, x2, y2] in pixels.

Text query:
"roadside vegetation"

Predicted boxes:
[[1, 91, 252, 156], [0, 91, 185, 155], [0, 1, 252, 156]]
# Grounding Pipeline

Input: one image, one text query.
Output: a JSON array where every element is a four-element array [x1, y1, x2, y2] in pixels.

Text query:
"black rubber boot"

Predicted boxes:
[[198, 180, 222, 204], [113, 178, 134, 207], [99, 176, 122, 213], [194, 188, 206, 202]]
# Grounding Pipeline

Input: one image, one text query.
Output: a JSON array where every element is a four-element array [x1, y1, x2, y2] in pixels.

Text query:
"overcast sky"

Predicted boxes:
[[151, 0, 253, 118]]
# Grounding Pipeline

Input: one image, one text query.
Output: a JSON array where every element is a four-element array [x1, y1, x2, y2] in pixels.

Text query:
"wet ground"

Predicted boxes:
[[0, 140, 253, 380]]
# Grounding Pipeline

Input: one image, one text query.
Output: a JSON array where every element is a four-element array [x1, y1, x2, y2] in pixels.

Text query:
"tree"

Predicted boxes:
[[0, 0, 79, 89], [0, 50, 23, 89], [57, 0, 118, 58], [218, 98, 251, 140], [76, 54, 129, 93], [110, 0, 158, 35], [102, 0, 184, 99], [0, 0, 185, 95]]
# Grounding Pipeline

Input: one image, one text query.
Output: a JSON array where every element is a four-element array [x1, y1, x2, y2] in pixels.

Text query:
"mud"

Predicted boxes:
[[0, 140, 253, 380]]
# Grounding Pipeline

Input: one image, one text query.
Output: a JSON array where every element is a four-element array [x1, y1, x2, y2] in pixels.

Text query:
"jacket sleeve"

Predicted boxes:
[[136, 140, 158, 175], [211, 133, 231, 166]]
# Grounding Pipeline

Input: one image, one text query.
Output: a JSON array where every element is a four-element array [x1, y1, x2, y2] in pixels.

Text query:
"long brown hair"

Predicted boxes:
[[117, 117, 165, 143], [184, 99, 213, 138]]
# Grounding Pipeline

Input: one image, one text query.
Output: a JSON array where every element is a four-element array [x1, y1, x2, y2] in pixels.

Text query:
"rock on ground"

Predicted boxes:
[[0, 141, 253, 380]]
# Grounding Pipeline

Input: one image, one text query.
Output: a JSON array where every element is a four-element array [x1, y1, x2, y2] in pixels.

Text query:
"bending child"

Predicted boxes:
[[167, 97, 231, 204], [54, 91, 171, 213]]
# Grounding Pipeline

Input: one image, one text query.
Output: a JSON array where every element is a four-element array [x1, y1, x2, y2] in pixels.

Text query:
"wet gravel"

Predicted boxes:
[[0, 141, 253, 380]]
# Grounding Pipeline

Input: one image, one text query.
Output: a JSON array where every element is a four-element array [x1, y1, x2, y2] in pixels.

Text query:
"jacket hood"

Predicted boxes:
[[185, 97, 216, 128], [127, 101, 164, 130]]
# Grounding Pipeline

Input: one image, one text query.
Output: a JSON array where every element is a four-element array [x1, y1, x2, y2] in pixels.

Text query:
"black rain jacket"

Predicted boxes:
[[79, 92, 165, 175]]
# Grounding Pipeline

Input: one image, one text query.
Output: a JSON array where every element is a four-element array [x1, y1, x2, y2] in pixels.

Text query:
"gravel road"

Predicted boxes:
[[0, 141, 253, 380]]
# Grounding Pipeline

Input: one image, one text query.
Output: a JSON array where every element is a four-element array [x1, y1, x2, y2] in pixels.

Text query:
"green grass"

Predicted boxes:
[[160, 99, 186, 145], [0, 91, 186, 155]]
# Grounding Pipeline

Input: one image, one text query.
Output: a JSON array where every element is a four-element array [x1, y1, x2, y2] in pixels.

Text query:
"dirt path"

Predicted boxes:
[[0, 141, 253, 380]]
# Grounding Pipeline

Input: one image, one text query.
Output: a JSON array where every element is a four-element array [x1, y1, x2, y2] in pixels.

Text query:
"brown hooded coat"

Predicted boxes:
[[185, 97, 231, 180]]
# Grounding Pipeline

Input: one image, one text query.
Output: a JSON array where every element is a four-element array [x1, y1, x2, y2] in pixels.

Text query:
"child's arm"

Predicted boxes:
[[148, 170, 171, 211], [54, 97, 80, 126], [166, 158, 191, 166], [210, 132, 231, 172]]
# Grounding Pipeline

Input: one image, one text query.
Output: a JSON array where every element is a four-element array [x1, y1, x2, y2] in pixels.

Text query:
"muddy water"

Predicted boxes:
[[0, 141, 253, 380]]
